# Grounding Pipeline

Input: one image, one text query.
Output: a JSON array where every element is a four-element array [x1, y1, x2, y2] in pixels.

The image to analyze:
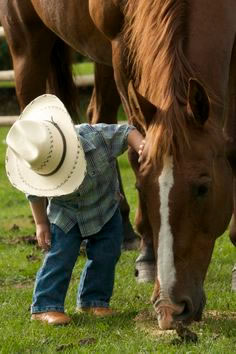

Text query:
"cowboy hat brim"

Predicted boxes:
[[5, 94, 86, 197]]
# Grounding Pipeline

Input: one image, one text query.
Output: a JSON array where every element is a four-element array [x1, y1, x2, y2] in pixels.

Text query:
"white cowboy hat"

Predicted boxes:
[[5, 94, 86, 197]]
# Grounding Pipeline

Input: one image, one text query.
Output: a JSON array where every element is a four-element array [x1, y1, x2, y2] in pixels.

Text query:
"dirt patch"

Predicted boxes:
[[205, 310, 236, 320], [134, 310, 176, 338], [134, 309, 236, 339], [8, 234, 37, 245]]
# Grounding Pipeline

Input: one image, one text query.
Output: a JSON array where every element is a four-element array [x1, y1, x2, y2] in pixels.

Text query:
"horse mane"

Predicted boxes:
[[123, 0, 198, 163]]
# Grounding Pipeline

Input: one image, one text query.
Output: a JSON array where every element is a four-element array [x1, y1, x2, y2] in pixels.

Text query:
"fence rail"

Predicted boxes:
[[0, 69, 94, 87], [0, 26, 4, 38], [0, 26, 95, 125]]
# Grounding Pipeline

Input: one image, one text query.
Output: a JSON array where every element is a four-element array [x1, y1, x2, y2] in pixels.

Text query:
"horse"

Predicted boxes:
[[0, 0, 235, 330]]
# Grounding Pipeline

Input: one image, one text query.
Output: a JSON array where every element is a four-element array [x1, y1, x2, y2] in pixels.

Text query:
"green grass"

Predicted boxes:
[[73, 62, 94, 76], [0, 81, 15, 88], [0, 127, 235, 353]]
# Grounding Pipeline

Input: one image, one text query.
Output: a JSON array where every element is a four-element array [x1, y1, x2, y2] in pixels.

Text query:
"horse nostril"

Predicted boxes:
[[174, 297, 193, 321]]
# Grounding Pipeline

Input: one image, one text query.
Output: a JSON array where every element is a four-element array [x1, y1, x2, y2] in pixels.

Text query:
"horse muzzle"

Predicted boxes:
[[154, 296, 195, 330]]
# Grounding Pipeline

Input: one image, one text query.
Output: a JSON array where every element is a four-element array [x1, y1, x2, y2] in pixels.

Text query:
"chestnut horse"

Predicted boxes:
[[1, 0, 235, 329]]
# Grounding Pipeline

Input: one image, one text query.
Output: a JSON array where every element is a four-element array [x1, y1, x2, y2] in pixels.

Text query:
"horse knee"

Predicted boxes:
[[135, 237, 156, 283]]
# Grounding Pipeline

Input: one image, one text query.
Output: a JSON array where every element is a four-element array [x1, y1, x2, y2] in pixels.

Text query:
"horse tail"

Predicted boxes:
[[47, 38, 80, 123]]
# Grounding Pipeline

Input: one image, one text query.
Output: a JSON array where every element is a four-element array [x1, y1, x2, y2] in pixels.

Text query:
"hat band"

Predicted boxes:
[[38, 120, 67, 177]]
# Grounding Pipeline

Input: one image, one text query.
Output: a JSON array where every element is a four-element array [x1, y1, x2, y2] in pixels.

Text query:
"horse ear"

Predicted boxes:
[[128, 81, 157, 131], [187, 78, 210, 125]]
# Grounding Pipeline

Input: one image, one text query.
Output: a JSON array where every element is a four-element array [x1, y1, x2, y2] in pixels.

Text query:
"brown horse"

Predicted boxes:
[[0, 0, 235, 330]]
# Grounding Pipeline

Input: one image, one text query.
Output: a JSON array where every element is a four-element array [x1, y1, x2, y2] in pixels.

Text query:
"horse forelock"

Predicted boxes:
[[123, 0, 194, 163]]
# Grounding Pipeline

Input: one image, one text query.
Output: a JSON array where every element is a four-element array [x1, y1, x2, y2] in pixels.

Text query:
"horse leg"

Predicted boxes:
[[1, 9, 57, 110], [1, 2, 78, 117], [135, 200, 156, 283], [128, 149, 156, 282], [87, 63, 120, 124], [87, 62, 140, 249]]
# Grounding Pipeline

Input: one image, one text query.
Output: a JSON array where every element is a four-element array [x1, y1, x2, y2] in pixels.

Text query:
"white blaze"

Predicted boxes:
[[157, 155, 176, 298]]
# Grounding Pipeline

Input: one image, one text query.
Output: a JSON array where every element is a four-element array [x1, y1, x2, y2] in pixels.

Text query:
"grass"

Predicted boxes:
[[0, 126, 235, 353], [73, 62, 94, 76]]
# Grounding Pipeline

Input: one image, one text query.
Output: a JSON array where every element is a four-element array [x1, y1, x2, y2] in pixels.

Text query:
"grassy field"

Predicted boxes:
[[0, 126, 235, 353]]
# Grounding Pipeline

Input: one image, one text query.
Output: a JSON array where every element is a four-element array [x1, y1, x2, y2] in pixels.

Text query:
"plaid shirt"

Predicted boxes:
[[27, 123, 135, 237]]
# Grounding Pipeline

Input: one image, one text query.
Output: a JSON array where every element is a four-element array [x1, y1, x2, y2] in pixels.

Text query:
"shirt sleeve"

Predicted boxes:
[[93, 123, 136, 158]]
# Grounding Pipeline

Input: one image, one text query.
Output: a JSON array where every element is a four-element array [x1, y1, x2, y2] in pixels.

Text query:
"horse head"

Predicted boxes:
[[128, 79, 233, 329]]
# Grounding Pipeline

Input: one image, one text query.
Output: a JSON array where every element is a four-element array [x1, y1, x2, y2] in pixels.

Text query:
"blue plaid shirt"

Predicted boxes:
[[27, 123, 135, 237]]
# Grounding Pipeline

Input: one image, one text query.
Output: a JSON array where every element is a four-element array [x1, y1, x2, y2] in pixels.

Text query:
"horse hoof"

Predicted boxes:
[[135, 262, 156, 283]]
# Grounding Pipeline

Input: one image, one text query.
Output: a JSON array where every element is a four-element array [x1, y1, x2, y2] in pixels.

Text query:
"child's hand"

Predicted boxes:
[[138, 139, 146, 163], [36, 223, 51, 250]]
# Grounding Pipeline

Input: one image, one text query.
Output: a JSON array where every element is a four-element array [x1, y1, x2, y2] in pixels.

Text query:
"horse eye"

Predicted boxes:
[[195, 184, 209, 198]]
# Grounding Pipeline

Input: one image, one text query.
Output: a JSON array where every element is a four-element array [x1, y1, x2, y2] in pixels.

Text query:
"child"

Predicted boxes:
[[5, 94, 145, 325]]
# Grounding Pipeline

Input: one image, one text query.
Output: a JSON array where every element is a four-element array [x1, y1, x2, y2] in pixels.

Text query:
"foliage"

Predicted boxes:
[[0, 127, 235, 353]]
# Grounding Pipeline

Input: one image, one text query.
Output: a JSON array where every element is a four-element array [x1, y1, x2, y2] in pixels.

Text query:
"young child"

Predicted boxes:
[[5, 94, 145, 325]]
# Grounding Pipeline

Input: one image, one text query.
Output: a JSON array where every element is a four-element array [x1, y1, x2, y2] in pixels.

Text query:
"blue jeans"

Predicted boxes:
[[31, 208, 123, 313]]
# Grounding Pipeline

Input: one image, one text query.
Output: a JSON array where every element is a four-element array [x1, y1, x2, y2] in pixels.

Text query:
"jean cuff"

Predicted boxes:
[[31, 305, 64, 314], [77, 300, 109, 308]]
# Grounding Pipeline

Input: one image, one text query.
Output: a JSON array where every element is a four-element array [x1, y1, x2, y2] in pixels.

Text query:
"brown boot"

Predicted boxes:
[[31, 311, 71, 325], [77, 307, 116, 317]]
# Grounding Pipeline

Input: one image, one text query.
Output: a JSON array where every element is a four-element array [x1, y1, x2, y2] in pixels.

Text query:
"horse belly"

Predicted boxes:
[[30, 0, 112, 64]]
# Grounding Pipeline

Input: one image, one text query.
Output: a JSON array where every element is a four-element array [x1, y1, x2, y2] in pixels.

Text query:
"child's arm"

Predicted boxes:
[[127, 128, 146, 162], [29, 198, 51, 250], [91, 123, 145, 161]]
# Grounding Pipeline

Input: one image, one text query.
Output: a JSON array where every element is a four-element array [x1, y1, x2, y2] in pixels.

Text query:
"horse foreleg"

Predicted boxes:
[[87, 63, 120, 124], [87, 62, 140, 249], [128, 149, 155, 282], [2, 7, 54, 108], [2, 17, 56, 110], [134, 193, 156, 283]]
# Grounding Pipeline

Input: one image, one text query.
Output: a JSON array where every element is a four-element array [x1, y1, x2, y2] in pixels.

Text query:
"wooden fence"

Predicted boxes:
[[0, 26, 94, 125]]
